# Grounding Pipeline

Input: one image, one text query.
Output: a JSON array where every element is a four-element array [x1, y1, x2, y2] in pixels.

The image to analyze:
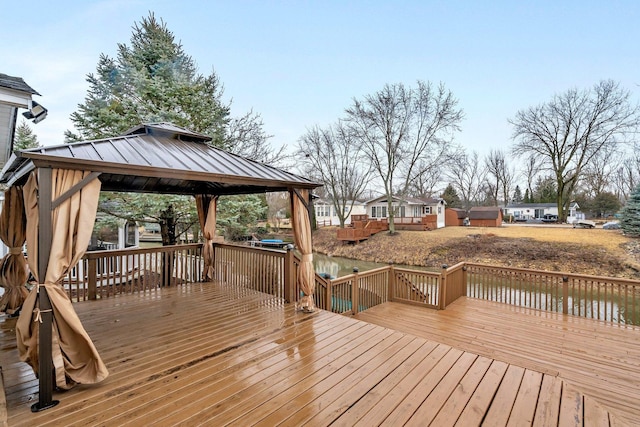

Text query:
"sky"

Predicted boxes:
[[2, 0, 640, 160]]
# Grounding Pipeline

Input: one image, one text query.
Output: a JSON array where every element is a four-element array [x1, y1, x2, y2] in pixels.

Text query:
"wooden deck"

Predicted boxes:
[[0, 283, 633, 426], [356, 298, 640, 426]]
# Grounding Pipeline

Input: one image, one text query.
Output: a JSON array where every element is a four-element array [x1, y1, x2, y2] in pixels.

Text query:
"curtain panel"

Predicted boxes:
[[17, 169, 109, 389]]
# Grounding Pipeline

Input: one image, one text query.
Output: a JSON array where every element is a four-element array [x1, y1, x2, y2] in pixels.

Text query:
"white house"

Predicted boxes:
[[314, 199, 367, 227], [0, 74, 43, 258], [365, 195, 446, 229], [504, 202, 582, 223]]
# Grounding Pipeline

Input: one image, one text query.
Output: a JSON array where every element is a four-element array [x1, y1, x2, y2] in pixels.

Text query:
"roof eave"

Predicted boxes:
[[23, 153, 320, 190]]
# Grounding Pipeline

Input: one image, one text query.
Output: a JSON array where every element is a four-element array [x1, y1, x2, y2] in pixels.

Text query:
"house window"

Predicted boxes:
[[424, 206, 432, 215], [413, 206, 421, 217], [317, 205, 331, 217], [438, 206, 442, 214], [372, 206, 387, 218], [394, 206, 406, 218]]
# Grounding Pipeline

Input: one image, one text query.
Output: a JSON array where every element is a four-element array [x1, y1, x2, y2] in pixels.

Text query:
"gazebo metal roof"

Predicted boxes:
[[0, 122, 321, 195]]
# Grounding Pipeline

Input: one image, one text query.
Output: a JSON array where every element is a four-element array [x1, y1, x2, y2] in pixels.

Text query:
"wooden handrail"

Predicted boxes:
[[69, 245, 640, 326]]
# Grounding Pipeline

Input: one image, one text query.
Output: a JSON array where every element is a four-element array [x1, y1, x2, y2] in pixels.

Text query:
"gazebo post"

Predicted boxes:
[[32, 167, 59, 412]]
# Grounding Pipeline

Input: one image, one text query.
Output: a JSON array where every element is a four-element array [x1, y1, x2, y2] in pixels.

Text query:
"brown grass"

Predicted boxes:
[[313, 225, 640, 279]]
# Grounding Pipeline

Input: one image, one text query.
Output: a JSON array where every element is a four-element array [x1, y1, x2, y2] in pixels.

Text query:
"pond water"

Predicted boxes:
[[312, 253, 435, 278]]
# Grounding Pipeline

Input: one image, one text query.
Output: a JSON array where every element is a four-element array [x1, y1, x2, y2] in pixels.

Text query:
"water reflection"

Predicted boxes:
[[312, 253, 433, 278]]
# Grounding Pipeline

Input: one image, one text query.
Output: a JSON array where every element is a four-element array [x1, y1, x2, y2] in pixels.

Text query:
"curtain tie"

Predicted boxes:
[[9, 247, 22, 255], [33, 308, 53, 323], [301, 254, 313, 262]]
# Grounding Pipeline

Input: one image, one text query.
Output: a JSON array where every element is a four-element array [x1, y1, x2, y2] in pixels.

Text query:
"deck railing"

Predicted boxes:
[[465, 263, 640, 326], [65, 244, 203, 301], [213, 243, 289, 300], [64, 243, 640, 326], [392, 267, 440, 308]]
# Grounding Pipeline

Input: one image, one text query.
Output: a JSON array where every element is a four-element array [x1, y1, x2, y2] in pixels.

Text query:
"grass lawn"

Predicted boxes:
[[313, 224, 640, 279]]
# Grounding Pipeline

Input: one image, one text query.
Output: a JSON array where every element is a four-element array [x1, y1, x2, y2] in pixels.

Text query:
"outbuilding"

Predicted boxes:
[[445, 208, 467, 226], [468, 206, 503, 227]]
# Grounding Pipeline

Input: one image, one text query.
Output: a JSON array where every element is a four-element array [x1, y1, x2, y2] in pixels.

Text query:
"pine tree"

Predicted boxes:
[[512, 185, 523, 204], [523, 188, 531, 203], [441, 184, 462, 208], [67, 13, 229, 144], [67, 13, 279, 245], [13, 120, 40, 150], [621, 185, 640, 236]]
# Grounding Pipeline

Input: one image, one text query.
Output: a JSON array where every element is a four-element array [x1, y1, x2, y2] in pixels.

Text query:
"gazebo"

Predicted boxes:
[[0, 122, 321, 411]]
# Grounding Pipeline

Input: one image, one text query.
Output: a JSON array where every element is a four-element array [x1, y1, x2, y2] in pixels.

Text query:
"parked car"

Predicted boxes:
[[541, 214, 558, 223], [573, 219, 596, 229], [603, 221, 621, 230]]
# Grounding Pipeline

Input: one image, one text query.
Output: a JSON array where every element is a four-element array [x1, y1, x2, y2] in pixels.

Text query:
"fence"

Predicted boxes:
[[213, 243, 289, 300], [465, 263, 640, 326], [64, 243, 640, 326], [65, 244, 203, 301]]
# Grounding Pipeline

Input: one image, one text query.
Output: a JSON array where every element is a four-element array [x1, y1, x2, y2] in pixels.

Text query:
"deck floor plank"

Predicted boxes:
[[356, 298, 640, 424], [0, 283, 634, 426], [332, 340, 440, 425], [532, 374, 563, 427], [455, 360, 509, 426]]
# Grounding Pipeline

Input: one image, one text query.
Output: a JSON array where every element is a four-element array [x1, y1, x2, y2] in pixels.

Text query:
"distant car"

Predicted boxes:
[[603, 221, 621, 230], [541, 214, 558, 223], [573, 219, 596, 229]]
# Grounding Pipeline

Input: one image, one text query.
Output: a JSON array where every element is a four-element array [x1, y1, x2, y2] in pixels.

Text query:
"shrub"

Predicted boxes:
[[621, 185, 640, 237]]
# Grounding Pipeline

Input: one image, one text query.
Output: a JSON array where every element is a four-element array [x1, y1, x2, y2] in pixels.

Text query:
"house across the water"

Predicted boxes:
[[504, 202, 582, 223], [365, 195, 446, 229], [314, 199, 367, 227]]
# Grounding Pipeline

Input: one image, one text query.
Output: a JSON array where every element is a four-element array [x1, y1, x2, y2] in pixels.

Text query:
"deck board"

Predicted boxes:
[[0, 283, 635, 426], [356, 298, 640, 425]]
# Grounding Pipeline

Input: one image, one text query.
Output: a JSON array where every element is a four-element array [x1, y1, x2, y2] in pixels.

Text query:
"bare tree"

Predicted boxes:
[[522, 155, 541, 202], [447, 150, 487, 210], [345, 81, 463, 233], [226, 109, 288, 166], [265, 192, 290, 231], [297, 121, 371, 227], [510, 80, 640, 221], [612, 144, 640, 201], [407, 159, 446, 198], [484, 149, 515, 206], [580, 147, 620, 198]]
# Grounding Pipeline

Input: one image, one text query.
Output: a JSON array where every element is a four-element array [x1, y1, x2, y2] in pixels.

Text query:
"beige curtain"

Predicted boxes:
[[17, 169, 109, 389], [195, 194, 218, 281], [0, 186, 29, 314], [290, 188, 315, 312]]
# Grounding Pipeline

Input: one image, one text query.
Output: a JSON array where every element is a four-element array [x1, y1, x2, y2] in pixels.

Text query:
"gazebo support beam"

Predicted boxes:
[[32, 167, 58, 412]]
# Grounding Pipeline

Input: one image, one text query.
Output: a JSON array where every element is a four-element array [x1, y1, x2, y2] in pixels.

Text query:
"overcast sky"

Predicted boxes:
[[3, 0, 639, 158]]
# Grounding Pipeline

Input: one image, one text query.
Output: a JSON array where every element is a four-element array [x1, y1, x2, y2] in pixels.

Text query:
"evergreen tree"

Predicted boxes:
[[67, 13, 229, 144], [533, 175, 557, 203], [621, 185, 640, 236], [217, 195, 268, 240], [441, 183, 462, 208], [13, 120, 40, 150], [67, 13, 279, 245], [512, 185, 523, 204], [523, 188, 531, 203]]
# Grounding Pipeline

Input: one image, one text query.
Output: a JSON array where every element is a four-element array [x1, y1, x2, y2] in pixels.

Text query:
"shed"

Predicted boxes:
[[445, 208, 467, 226], [468, 206, 503, 227]]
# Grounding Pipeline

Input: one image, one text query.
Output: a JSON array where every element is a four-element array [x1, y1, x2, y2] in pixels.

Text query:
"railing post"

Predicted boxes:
[[283, 245, 295, 303], [562, 276, 569, 315], [88, 258, 97, 300], [352, 267, 359, 315], [388, 262, 395, 302], [325, 280, 332, 312], [462, 264, 468, 297], [439, 264, 448, 310]]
